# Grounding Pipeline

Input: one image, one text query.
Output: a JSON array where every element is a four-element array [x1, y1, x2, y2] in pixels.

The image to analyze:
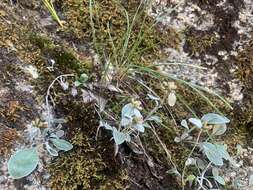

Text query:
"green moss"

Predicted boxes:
[[49, 131, 126, 190], [29, 34, 56, 50], [48, 102, 127, 190], [29, 33, 92, 75], [233, 37, 253, 138], [186, 32, 218, 56]]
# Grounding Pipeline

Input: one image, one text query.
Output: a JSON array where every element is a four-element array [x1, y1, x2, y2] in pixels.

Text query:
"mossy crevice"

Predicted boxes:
[[233, 35, 253, 141], [48, 101, 127, 190]]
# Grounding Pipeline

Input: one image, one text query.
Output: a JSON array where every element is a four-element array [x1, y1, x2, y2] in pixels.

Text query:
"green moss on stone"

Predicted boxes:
[[186, 32, 218, 56]]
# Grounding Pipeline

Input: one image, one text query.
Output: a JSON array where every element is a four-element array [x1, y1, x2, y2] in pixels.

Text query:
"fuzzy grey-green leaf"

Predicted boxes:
[[51, 138, 73, 151], [214, 176, 225, 185], [249, 175, 253, 186], [212, 124, 227, 136], [113, 128, 127, 145], [201, 113, 230, 125], [8, 148, 39, 179], [189, 118, 203, 128], [45, 142, 59, 157], [202, 143, 225, 166]]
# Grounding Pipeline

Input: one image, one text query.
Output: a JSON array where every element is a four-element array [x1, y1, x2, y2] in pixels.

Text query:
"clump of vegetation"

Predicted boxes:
[[7, 118, 73, 179], [61, 0, 180, 64], [5, 0, 248, 189]]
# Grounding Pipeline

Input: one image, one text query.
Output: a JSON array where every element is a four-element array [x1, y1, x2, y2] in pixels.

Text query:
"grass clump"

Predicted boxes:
[[61, 0, 180, 64]]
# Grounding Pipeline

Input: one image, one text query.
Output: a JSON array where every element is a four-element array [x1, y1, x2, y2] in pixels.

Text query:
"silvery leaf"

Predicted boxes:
[[249, 175, 253, 186], [125, 134, 131, 142], [147, 94, 160, 101], [147, 115, 162, 123], [212, 124, 227, 136], [50, 138, 73, 151], [99, 121, 113, 131], [212, 167, 219, 177], [133, 123, 145, 133], [52, 118, 67, 124], [8, 148, 39, 179], [189, 118, 203, 128], [201, 113, 230, 125], [133, 108, 142, 118], [121, 103, 135, 118], [50, 133, 59, 139], [112, 128, 128, 145], [214, 176, 225, 185], [55, 130, 65, 138], [202, 142, 230, 166], [180, 119, 189, 130], [143, 123, 151, 128], [120, 117, 132, 127], [45, 142, 58, 157]]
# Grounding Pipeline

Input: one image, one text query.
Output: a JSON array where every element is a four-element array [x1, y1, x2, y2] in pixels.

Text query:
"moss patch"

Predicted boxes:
[[185, 31, 218, 56], [233, 35, 253, 140], [48, 102, 127, 190]]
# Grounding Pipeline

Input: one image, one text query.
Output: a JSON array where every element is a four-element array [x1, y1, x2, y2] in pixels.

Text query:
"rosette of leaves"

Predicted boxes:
[[8, 135, 73, 179], [100, 102, 152, 146], [74, 73, 89, 87]]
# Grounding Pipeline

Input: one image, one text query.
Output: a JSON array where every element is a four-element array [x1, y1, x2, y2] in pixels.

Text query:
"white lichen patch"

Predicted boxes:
[[158, 38, 222, 95], [227, 79, 244, 102], [15, 81, 34, 93], [22, 65, 39, 79], [149, 0, 247, 103], [149, 0, 214, 31]]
